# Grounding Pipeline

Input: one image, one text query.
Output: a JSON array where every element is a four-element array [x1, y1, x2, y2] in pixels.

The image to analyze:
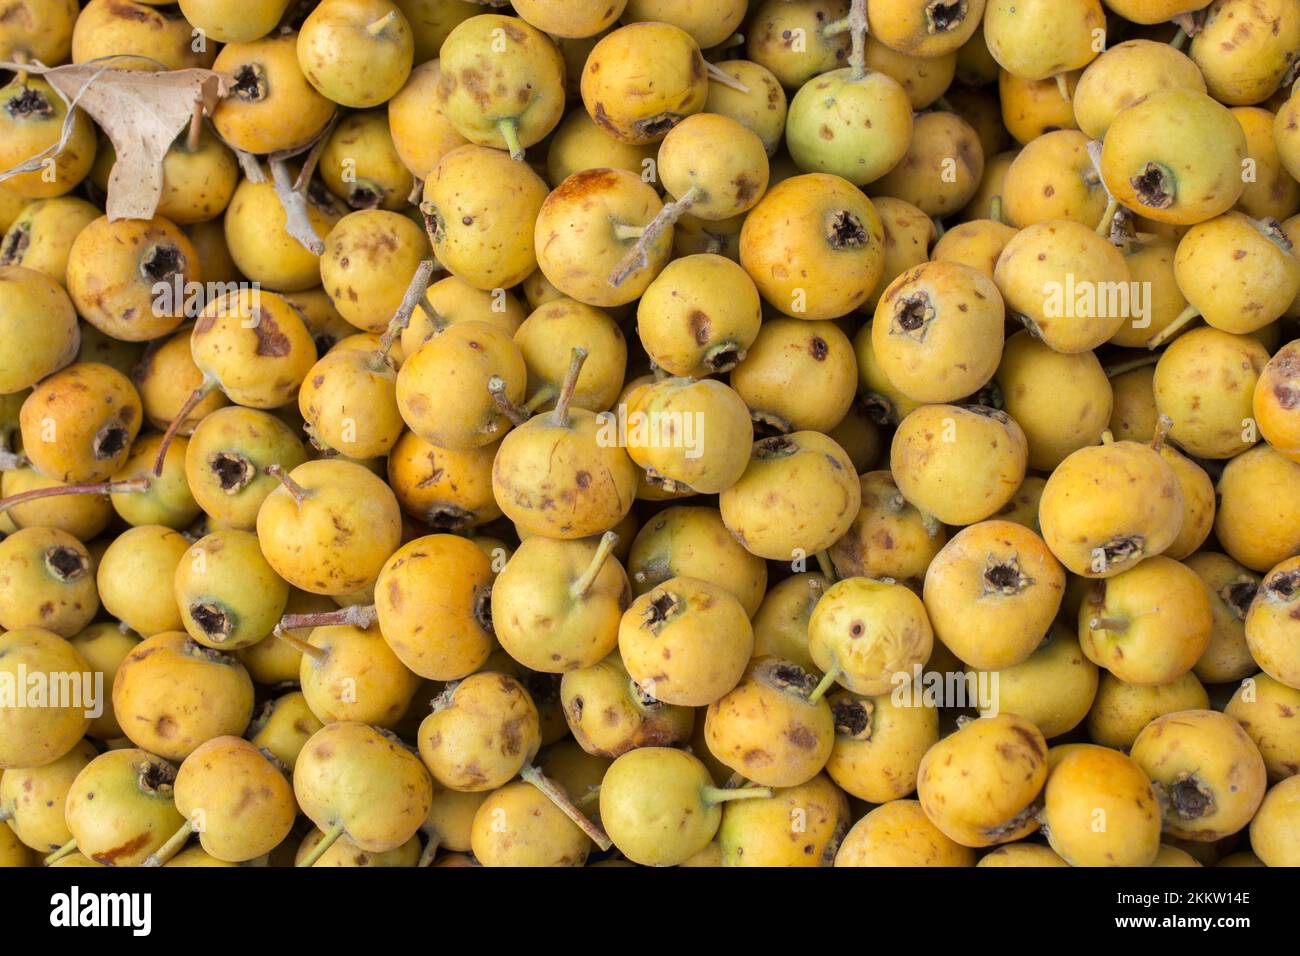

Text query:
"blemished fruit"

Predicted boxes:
[[2, 0, 1297, 875]]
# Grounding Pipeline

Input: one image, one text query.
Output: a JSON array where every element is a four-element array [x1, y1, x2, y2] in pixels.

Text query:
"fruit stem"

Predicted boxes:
[[272, 625, 329, 663], [365, 11, 398, 37], [807, 664, 842, 704], [1054, 73, 1071, 102], [1095, 197, 1119, 236], [0, 477, 149, 515], [186, 96, 204, 152], [12, 50, 27, 88], [815, 550, 837, 583], [551, 347, 588, 427], [704, 62, 749, 93], [989, 195, 1004, 225], [1100, 430, 1115, 445], [1151, 413, 1173, 453], [373, 258, 436, 370], [487, 376, 530, 426], [609, 186, 701, 288], [1169, 26, 1188, 51], [143, 819, 194, 867], [417, 837, 439, 868], [297, 822, 346, 867], [44, 838, 78, 865], [153, 379, 217, 476], [1103, 353, 1160, 378], [612, 223, 645, 241], [571, 531, 620, 599], [1088, 616, 1128, 633], [497, 117, 526, 162], [518, 764, 613, 851], [1145, 304, 1200, 349], [266, 463, 309, 506], [280, 603, 377, 632], [701, 785, 773, 806]]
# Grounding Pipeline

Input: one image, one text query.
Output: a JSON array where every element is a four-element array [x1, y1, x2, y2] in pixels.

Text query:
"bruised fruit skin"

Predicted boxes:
[[1039, 436, 1184, 578], [626, 378, 752, 495], [890, 404, 1027, 526], [534, 167, 673, 307], [1245, 556, 1300, 690], [658, 113, 770, 221], [470, 780, 590, 867], [785, 68, 913, 187], [0, 266, 80, 393], [71, 0, 214, 72], [924, 520, 1065, 671], [492, 533, 630, 674], [730, 318, 857, 435], [808, 576, 933, 698], [824, 688, 938, 803], [321, 210, 427, 333], [560, 653, 694, 757], [1255, 340, 1300, 461], [185, 407, 308, 531], [294, 721, 433, 855], [0, 0, 78, 64], [1232, 107, 1300, 223], [192, 288, 317, 409], [64, 749, 184, 867], [746, 0, 851, 88], [0, 197, 101, 287], [212, 34, 338, 156], [19, 362, 142, 484], [865, 197, 937, 311], [387, 60, 469, 181], [0, 628, 91, 769], [1078, 556, 1213, 687], [256, 459, 402, 596], [175, 530, 289, 651], [223, 175, 345, 293], [172, 737, 296, 863], [299, 347, 403, 459], [112, 631, 255, 762], [704, 658, 835, 789], [375, 534, 494, 681], [829, 470, 946, 582], [546, 110, 659, 187], [869, 111, 984, 218], [1190, 0, 1300, 107], [871, 260, 1005, 404], [437, 14, 565, 157], [0, 76, 96, 199], [1131, 709, 1268, 842], [718, 773, 850, 867], [1072, 40, 1207, 141], [1226, 674, 1300, 781], [917, 714, 1048, 848], [1043, 746, 1161, 867], [720, 431, 860, 561], [1100, 90, 1248, 226], [706, 60, 788, 156], [297, 0, 414, 109], [424, 145, 549, 292], [1001, 130, 1107, 229], [581, 22, 707, 146], [417, 672, 540, 791], [0, 739, 95, 852], [835, 799, 976, 867], [740, 173, 885, 320], [617, 576, 752, 707], [387, 431, 501, 532], [0, 528, 97, 638], [636, 254, 761, 378]]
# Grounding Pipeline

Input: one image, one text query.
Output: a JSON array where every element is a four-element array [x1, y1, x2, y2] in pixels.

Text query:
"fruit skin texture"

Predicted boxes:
[[730, 318, 857, 434], [785, 68, 913, 186], [924, 520, 1065, 671], [417, 672, 540, 791], [560, 653, 694, 757], [223, 175, 343, 292], [890, 404, 1028, 526], [828, 470, 946, 582], [871, 260, 1005, 403], [717, 773, 850, 867], [256, 459, 402, 596], [1250, 775, 1300, 866], [580, 22, 708, 145], [704, 658, 835, 789], [112, 631, 255, 763], [1245, 557, 1300, 690], [184, 407, 308, 531], [0, 76, 96, 199], [0, 739, 95, 851], [871, 111, 985, 218], [174, 736, 296, 862], [0, 527, 98, 638], [320, 210, 428, 332], [212, 34, 338, 156], [470, 780, 590, 867], [387, 60, 469, 181], [1042, 746, 1162, 867], [298, 0, 414, 108], [1154, 328, 1269, 460], [868, 0, 986, 58], [95, 524, 189, 636], [740, 173, 885, 320], [835, 799, 976, 867], [1131, 709, 1268, 842], [1190, 0, 1300, 106], [1086, 671, 1210, 751], [824, 689, 938, 803], [0, 628, 92, 770], [598, 747, 720, 866], [1072, 39, 1207, 141], [424, 145, 549, 292], [618, 576, 753, 707], [808, 577, 933, 697], [972, 624, 1099, 739], [174, 530, 289, 651], [0, 265, 80, 393], [1214, 444, 1300, 572], [1255, 339, 1300, 461], [916, 713, 1048, 848], [1100, 90, 1247, 225], [19, 362, 142, 483], [719, 431, 861, 561], [64, 749, 184, 867], [1039, 439, 1184, 578], [1226, 673, 1300, 781], [985, 0, 1105, 81], [1174, 214, 1300, 336], [375, 535, 495, 681]]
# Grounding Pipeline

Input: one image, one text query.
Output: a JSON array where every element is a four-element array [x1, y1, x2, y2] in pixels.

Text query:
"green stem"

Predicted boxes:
[[44, 838, 78, 865], [807, 665, 841, 705], [143, 819, 194, 867], [497, 117, 525, 162], [519, 764, 612, 851], [1169, 26, 1188, 51], [550, 347, 587, 428], [570, 531, 620, 599], [1146, 304, 1200, 349], [701, 785, 773, 806], [1103, 352, 1160, 378], [989, 195, 1003, 225], [417, 837, 438, 868], [815, 550, 837, 583], [1095, 197, 1119, 236], [297, 822, 346, 867], [272, 625, 329, 663]]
